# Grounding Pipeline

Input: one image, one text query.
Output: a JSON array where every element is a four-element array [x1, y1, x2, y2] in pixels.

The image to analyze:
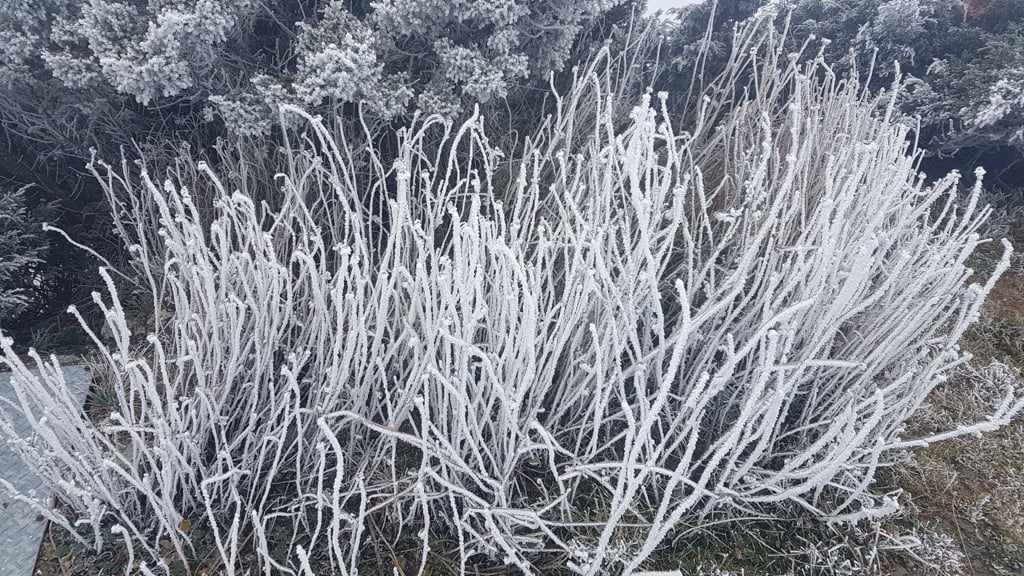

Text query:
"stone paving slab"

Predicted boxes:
[[0, 365, 91, 576]]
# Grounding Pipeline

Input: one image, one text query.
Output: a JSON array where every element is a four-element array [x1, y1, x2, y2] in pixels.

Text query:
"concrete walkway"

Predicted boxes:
[[0, 365, 91, 576]]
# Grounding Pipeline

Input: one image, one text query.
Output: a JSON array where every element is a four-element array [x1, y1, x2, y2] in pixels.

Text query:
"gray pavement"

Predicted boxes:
[[0, 365, 91, 576]]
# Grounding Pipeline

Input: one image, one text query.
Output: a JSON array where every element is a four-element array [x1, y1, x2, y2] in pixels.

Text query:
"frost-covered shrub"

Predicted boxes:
[[0, 1, 632, 202], [1, 0, 627, 146], [0, 188, 46, 323], [1, 18, 1021, 575]]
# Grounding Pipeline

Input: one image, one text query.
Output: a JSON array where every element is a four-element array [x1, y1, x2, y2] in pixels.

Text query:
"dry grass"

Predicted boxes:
[[882, 206, 1024, 576], [889, 384, 1024, 575]]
